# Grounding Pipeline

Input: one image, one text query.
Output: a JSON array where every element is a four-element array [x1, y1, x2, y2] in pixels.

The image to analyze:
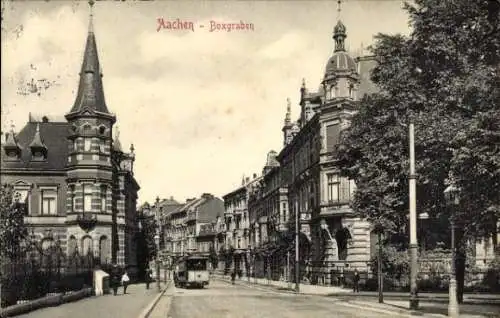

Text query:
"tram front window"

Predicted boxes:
[[187, 259, 207, 271]]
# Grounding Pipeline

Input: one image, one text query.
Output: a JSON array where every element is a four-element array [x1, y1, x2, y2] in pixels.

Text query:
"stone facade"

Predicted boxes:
[[219, 19, 380, 283], [161, 194, 224, 266], [1, 8, 140, 274]]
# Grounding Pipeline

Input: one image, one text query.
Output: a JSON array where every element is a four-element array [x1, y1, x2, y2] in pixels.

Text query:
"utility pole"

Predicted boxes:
[[409, 122, 419, 310]]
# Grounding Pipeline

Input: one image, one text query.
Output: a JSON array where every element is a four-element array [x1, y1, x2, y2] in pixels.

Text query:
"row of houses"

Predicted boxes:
[[219, 19, 378, 284], [140, 194, 226, 269], [217, 18, 498, 284], [148, 17, 497, 283]]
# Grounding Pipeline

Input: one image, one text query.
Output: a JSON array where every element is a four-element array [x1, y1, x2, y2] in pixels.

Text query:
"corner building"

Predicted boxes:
[[277, 20, 378, 284], [1, 9, 139, 273]]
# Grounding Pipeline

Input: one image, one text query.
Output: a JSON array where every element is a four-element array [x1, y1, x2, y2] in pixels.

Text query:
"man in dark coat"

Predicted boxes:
[[110, 264, 121, 295], [145, 268, 152, 289]]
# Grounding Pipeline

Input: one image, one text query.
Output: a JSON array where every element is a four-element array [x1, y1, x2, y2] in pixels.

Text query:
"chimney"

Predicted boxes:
[[170, 196, 174, 201], [253, 173, 257, 179], [245, 177, 250, 183], [202, 193, 213, 199]]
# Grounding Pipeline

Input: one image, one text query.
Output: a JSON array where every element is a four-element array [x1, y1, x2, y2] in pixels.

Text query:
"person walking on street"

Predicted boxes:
[[231, 271, 236, 285], [145, 268, 152, 289], [121, 270, 130, 294], [111, 264, 121, 296], [353, 269, 360, 293]]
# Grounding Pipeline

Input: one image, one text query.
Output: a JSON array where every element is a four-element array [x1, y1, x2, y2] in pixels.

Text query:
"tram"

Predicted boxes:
[[173, 255, 210, 288]]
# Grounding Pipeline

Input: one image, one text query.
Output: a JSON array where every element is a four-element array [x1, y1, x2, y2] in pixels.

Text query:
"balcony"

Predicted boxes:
[[77, 213, 97, 232]]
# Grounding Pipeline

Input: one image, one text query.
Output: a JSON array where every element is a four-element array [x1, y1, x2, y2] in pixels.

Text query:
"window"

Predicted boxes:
[[13, 189, 29, 215], [349, 83, 354, 98], [84, 138, 92, 151], [41, 188, 57, 215], [326, 124, 341, 153], [83, 184, 93, 212], [70, 185, 76, 212], [100, 185, 107, 212], [327, 174, 339, 202], [339, 178, 351, 202], [82, 236, 93, 256]]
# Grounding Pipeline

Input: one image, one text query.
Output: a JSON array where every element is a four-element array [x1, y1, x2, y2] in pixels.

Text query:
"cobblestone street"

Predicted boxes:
[[164, 280, 439, 318], [16, 283, 162, 318]]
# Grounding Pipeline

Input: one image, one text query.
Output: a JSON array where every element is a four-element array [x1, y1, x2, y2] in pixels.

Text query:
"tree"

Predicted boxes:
[[137, 215, 158, 275], [208, 244, 218, 270], [336, 0, 500, 302], [0, 184, 28, 260]]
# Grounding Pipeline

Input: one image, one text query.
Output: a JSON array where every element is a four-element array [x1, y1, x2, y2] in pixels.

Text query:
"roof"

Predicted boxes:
[[197, 197, 224, 223], [1, 121, 70, 171], [67, 14, 111, 116], [325, 51, 357, 74]]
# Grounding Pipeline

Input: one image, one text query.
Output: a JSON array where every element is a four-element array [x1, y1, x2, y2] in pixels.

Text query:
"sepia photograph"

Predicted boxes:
[[1, 0, 499, 317]]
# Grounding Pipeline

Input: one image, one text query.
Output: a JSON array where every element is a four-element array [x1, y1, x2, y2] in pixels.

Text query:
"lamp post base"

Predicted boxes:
[[409, 243, 419, 310], [448, 278, 459, 318]]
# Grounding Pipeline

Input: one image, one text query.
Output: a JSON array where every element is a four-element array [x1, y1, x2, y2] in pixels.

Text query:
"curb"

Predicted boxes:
[[136, 282, 171, 318]]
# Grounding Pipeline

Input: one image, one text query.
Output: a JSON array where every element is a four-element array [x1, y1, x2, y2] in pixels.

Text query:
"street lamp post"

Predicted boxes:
[[154, 196, 161, 292], [408, 122, 419, 310], [444, 185, 460, 318], [295, 204, 300, 293]]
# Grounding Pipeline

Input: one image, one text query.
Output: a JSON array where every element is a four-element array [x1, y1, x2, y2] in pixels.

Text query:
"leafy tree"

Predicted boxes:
[[208, 244, 218, 270], [336, 0, 500, 302], [0, 184, 28, 260], [137, 215, 158, 275]]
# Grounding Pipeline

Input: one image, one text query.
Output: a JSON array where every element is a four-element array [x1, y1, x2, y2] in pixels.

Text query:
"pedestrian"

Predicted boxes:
[[353, 269, 360, 293], [121, 270, 130, 294], [231, 271, 236, 285], [111, 264, 121, 296], [145, 268, 152, 289]]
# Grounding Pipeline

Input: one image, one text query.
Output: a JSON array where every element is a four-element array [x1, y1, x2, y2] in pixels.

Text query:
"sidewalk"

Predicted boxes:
[[346, 299, 500, 318], [213, 274, 500, 304], [143, 281, 174, 318], [15, 283, 165, 318], [213, 274, 348, 295]]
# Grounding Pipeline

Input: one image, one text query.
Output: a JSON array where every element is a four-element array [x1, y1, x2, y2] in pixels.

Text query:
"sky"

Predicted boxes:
[[1, 0, 411, 205]]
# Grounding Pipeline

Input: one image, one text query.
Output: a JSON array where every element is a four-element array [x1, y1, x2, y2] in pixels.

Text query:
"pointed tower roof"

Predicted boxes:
[[283, 98, 292, 127], [29, 123, 47, 149], [324, 0, 356, 76], [113, 127, 123, 152], [4, 123, 20, 150], [67, 0, 113, 118]]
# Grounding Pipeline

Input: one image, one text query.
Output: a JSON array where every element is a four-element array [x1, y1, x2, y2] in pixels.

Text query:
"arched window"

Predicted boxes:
[[99, 236, 109, 264], [68, 235, 77, 256], [335, 227, 352, 261], [81, 236, 93, 256]]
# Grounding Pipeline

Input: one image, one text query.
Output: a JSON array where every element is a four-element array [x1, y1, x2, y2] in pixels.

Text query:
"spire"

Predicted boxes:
[[88, 0, 94, 34], [29, 123, 48, 159], [4, 122, 20, 152], [67, 0, 112, 117], [284, 98, 292, 126], [333, 0, 347, 52], [113, 127, 123, 152]]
